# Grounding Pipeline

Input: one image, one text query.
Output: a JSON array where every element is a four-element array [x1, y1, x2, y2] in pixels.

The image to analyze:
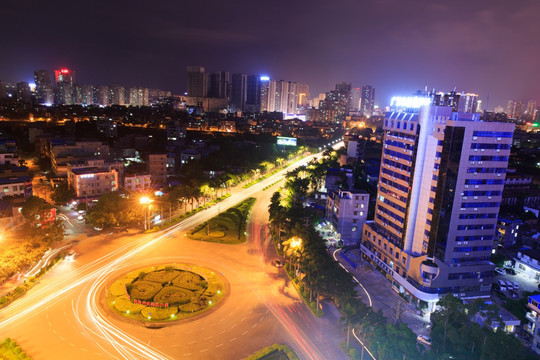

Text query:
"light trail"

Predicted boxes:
[[0, 143, 344, 359]]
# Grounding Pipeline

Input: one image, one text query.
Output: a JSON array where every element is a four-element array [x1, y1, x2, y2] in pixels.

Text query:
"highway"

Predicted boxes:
[[0, 142, 348, 360]]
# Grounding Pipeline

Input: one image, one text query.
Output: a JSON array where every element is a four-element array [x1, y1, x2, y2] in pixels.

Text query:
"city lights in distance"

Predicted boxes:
[[390, 96, 432, 109]]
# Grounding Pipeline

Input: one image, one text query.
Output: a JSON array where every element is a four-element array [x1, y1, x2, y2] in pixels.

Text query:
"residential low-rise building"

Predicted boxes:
[[67, 167, 118, 198], [326, 189, 369, 246], [514, 249, 540, 280], [0, 152, 19, 166], [124, 174, 151, 192], [147, 153, 167, 185], [0, 175, 32, 199], [525, 294, 540, 355]]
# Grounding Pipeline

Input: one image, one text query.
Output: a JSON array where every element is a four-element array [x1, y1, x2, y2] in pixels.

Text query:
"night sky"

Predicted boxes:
[[1, 0, 539, 109]]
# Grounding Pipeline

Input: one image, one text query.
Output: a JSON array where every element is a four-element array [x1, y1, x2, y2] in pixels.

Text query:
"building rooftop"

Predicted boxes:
[[519, 249, 540, 261], [0, 176, 31, 185], [70, 167, 114, 175]]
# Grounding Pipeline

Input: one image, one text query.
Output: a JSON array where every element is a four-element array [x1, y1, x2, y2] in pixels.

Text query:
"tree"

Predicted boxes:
[[51, 182, 75, 204], [86, 192, 143, 228], [21, 196, 52, 227]]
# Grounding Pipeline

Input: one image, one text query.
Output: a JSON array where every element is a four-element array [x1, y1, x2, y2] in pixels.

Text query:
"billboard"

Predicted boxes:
[[277, 136, 297, 147]]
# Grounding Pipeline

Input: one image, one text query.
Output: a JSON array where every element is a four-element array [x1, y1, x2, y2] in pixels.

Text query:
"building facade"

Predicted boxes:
[[147, 153, 167, 185], [124, 174, 152, 192], [67, 167, 118, 198], [525, 294, 540, 355], [326, 189, 369, 246], [362, 103, 514, 309]]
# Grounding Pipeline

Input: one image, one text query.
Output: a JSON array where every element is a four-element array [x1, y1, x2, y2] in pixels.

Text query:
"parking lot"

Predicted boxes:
[[493, 267, 539, 298]]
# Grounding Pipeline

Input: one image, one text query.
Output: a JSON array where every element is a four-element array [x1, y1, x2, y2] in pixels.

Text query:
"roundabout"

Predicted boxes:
[[106, 264, 227, 322]]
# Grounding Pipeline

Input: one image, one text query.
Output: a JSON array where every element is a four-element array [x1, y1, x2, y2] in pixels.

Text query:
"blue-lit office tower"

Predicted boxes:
[[362, 103, 514, 310], [230, 73, 247, 111], [245, 74, 262, 112]]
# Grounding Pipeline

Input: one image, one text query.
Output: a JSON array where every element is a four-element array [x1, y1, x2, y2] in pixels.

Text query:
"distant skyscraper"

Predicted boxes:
[[245, 75, 263, 112], [318, 83, 351, 122], [506, 100, 523, 119], [54, 68, 75, 105], [96, 85, 110, 106], [362, 101, 513, 309], [16, 82, 31, 102], [360, 85, 375, 117], [186, 66, 206, 97], [112, 86, 125, 105], [207, 71, 229, 98], [259, 76, 271, 112], [350, 88, 361, 111], [433, 91, 478, 113], [230, 74, 247, 111], [526, 100, 537, 117], [34, 70, 53, 104], [297, 84, 310, 107]]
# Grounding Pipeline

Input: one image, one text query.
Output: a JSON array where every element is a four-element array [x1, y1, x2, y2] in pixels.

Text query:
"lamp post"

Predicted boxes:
[[140, 196, 153, 230]]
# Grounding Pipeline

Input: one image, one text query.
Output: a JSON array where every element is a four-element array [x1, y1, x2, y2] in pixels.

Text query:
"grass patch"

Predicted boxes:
[[144, 194, 231, 233], [187, 197, 256, 244], [243, 344, 299, 360], [107, 264, 226, 322]]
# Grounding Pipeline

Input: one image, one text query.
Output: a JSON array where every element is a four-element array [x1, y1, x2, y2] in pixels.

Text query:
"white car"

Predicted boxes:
[[65, 250, 76, 261], [495, 268, 505, 275], [417, 335, 431, 346], [511, 281, 520, 290]]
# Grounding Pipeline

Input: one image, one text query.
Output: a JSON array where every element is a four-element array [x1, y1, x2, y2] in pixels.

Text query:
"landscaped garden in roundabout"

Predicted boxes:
[[106, 264, 227, 322]]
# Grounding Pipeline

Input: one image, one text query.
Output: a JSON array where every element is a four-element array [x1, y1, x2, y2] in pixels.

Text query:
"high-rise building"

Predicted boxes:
[[34, 70, 53, 104], [350, 88, 362, 111], [361, 85, 375, 117], [96, 85, 110, 106], [186, 66, 206, 97], [506, 100, 523, 119], [526, 101, 537, 117], [230, 73, 247, 111], [245, 74, 262, 112], [433, 91, 478, 113], [362, 101, 514, 310], [260, 77, 273, 112], [207, 72, 229, 99], [318, 83, 351, 123], [16, 82, 31, 103], [112, 86, 125, 105], [297, 84, 310, 107], [54, 68, 75, 105]]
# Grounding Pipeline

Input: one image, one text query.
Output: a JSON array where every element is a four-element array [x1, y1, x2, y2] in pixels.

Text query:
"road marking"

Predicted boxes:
[[204, 336, 213, 340], [252, 323, 257, 328], [241, 316, 247, 321], [229, 337, 237, 342], [59, 336, 65, 341], [242, 330, 248, 336], [68, 343, 75, 347], [230, 323, 237, 329], [216, 343, 224, 347], [52, 329, 57, 334], [183, 354, 192, 357], [188, 341, 197, 344], [219, 330, 226, 334], [80, 348, 89, 352], [259, 316, 264, 322], [200, 349, 208, 352]]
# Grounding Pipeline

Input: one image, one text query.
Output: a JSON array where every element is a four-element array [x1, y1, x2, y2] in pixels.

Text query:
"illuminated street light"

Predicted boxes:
[[140, 196, 154, 230], [290, 236, 302, 248]]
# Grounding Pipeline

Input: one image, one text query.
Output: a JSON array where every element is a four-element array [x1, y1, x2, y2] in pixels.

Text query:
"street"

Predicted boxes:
[[0, 145, 349, 360]]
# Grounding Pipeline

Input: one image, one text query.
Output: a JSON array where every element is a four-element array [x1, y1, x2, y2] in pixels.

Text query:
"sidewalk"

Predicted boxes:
[[335, 248, 430, 337]]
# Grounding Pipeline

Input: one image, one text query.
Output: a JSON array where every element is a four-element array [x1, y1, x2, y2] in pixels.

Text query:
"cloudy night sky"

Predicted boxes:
[[1, 0, 539, 109]]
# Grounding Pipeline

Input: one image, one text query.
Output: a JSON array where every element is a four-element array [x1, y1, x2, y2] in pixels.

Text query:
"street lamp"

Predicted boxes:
[[140, 196, 153, 230]]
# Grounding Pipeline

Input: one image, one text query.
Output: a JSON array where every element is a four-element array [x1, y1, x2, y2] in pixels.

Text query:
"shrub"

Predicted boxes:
[[141, 306, 178, 320], [172, 272, 205, 291], [179, 303, 205, 313], [130, 280, 162, 301], [154, 286, 194, 305], [113, 296, 145, 314], [110, 282, 128, 296], [144, 270, 181, 284]]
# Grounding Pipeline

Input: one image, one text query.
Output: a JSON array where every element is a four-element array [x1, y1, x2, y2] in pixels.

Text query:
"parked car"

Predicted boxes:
[[511, 281, 520, 290], [94, 226, 103, 231], [495, 268, 506, 275], [272, 259, 283, 268], [498, 280, 507, 291], [508, 290, 519, 299], [505, 268, 517, 275], [505, 280, 514, 290], [417, 335, 432, 346], [65, 250, 76, 261]]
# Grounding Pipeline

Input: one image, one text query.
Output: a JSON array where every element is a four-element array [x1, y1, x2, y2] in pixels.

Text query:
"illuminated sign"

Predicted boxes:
[[260, 76, 270, 81], [61, 69, 69, 74], [390, 96, 432, 109], [277, 136, 297, 146], [80, 174, 95, 178]]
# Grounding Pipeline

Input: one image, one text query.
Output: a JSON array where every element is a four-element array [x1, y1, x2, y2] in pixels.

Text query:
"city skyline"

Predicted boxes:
[[1, 0, 539, 109]]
